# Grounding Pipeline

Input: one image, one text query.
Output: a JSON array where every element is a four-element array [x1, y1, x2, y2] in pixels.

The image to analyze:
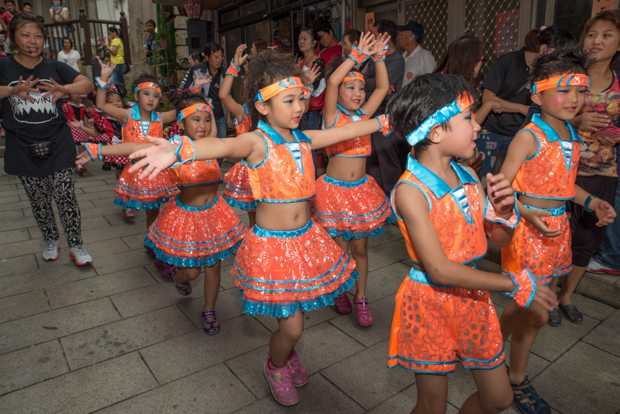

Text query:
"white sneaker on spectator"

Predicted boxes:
[[69, 245, 93, 266], [587, 258, 620, 276], [43, 240, 60, 261]]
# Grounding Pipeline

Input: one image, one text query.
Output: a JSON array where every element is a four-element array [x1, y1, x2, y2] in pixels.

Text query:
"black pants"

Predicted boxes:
[[366, 130, 406, 196], [19, 168, 83, 247]]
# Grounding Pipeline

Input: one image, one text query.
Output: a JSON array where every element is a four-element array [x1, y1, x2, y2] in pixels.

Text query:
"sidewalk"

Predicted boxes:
[[0, 160, 619, 414]]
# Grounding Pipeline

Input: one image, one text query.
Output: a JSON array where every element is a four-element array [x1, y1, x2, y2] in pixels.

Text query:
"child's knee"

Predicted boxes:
[[479, 389, 513, 413], [350, 240, 368, 258], [182, 267, 201, 280], [524, 303, 548, 328]]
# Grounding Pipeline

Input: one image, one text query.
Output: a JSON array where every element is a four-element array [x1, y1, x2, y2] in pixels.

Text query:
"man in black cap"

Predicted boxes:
[[397, 20, 436, 87]]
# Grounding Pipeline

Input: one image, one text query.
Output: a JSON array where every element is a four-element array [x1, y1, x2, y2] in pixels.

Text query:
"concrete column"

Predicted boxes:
[[126, 0, 159, 80]]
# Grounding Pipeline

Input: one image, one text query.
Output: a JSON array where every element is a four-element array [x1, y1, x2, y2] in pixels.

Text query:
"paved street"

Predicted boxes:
[[0, 160, 619, 414]]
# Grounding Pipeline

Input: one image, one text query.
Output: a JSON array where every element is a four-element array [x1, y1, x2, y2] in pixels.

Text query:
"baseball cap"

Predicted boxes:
[[396, 21, 424, 39]]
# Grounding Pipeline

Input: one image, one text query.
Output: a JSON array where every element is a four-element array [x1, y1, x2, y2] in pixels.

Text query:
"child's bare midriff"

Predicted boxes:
[[325, 156, 367, 182], [177, 183, 219, 208], [255, 201, 312, 231], [519, 193, 567, 210]]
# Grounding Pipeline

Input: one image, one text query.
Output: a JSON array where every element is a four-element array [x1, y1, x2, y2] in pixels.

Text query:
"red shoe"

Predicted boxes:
[[334, 292, 352, 314], [286, 350, 308, 387], [353, 297, 374, 327], [587, 258, 620, 276], [263, 358, 299, 406]]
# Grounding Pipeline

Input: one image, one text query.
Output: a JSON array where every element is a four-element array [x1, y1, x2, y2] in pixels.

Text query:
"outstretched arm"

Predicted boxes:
[[76, 142, 154, 164], [94, 58, 129, 123], [161, 110, 178, 124], [219, 44, 247, 121], [305, 117, 382, 149]]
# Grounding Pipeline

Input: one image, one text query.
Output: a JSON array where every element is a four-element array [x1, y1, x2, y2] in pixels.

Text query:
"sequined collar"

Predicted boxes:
[[531, 113, 582, 144], [406, 155, 477, 200], [129, 104, 161, 122], [337, 104, 366, 121], [256, 120, 311, 145]]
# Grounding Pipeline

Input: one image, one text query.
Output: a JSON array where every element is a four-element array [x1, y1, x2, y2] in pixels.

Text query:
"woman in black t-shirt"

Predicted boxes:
[[0, 13, 94, 265]]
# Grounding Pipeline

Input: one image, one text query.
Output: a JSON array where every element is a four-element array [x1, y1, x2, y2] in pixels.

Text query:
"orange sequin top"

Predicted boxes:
[[513, 114, 582, 200], [170, 154, 222, 188], [122, 105, 164, 144], [391, 156, 487, 265], [324, 105, 371, 158], [234, 104, 252, 135], [244, 121, 316, 203]]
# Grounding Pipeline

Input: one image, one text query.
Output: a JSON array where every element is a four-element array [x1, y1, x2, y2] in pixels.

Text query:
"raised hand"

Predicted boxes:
[[486, 173, 516, 217], [10, 76, 40, 100], [304, 63, 321, 86], [233, 43, 249, 68], [370, 32, 390, 55], [194, 75, 213, 87], [37, 78, 68, 103], [128, 136, 178, 180], [358, 31, 376, 56], [96, 56, 116, 82]]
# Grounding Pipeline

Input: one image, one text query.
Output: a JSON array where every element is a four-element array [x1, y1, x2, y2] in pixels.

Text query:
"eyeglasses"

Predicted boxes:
[[210, 55, 224, 60]]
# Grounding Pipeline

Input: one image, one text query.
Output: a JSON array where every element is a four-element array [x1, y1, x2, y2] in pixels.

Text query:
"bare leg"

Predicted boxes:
[[459, 365, 513, 414], [146, 209, 159, 229], [499, 299, 523, 342], [334, 235, 350, 254], [350, 237, 369, 299], [269, 310, 304, 367], [204, 261, 221, 310], [248, 211, 256, 228], [174, 266, 200, 284], [558, 265, 586, 306], [411, 373, 448, 414]]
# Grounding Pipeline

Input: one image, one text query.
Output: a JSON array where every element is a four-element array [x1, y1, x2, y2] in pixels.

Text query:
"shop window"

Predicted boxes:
[[241, 0, 269, 17]]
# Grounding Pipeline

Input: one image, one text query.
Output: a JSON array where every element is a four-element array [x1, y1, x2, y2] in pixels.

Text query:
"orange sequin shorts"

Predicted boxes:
[[232, 219, 359, 318], [145, 193, 247, 267], [114, 163, 179, 210], [223, 162, 257, 212], [310, 174, 395, 240], [502, 205, 571, 284], [388, 268, 505, 374]]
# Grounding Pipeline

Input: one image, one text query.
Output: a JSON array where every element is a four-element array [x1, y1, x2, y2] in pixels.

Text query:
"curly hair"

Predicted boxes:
[[168, 89, 207, 117], [243, 50, 302, 129], [387, 73, 473, 154], [529, 42, 593, 88], [132, 74, 161, 94]]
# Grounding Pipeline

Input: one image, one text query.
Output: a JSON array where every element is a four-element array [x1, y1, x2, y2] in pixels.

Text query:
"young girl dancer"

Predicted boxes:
[[63, 93, 99, 175], [94, 60, 178, 230], [499, 47, 615, 413], [78, 92, 247, 334], [311, 31, 393, 327], [386, 73, 558, 414], [127, 50, 389, 407]]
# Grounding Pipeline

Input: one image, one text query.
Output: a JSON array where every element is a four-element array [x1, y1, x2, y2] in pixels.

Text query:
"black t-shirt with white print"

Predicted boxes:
[[0, 56, 80, 177]]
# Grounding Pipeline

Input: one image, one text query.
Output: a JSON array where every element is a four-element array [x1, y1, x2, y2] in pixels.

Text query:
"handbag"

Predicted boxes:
[[15, 122, 66, 159]]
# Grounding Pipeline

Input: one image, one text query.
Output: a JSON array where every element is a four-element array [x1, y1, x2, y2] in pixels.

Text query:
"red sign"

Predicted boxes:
[[183, 0, 204, 19]]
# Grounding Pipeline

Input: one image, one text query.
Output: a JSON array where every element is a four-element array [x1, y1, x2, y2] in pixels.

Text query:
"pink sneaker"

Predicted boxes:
[[354, 297, 374, 327], [286, 350, 308, 387], [334, 292, 352, 314], [263, 358, 299, 406]]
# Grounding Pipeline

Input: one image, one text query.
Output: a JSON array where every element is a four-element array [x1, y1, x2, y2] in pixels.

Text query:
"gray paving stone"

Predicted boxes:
[[91, 249, 154, 275], [110, 280, 195, 318], [530, 314, 599, 361], [368, 383, 460, 414], [504, 341, 551, 378], [0, 200, 31, 211], [26, 217, 111, 241], [104, 213, 147, 227], [73, 178, 109, 189], [0, 216, 37, 232], [362, 262, 411, 301], [252, 303, 341, 333], [80, 184, 118, 193], [97, 363, 256, 414], [0, 298, 120, 354], [61, 305, 195, 370], [34, 237, 132, 268], [46, 267, 156, 309], [569, 292, 616, 321], [0, 340, 69, 396], [233, 373, 364, 414], [0, 183, 18, 191], [0, 238, 61, 260], [0, 188, 29, 198], [0, 254, 38, 279], [535, 342, 620, 414], [177, 288, 246, 329], [0, 263, 97, 298], [81, 222, 147, 244], [140, 314, 270, 384], [90, 196, 120, 208], [121, 233, 147, 250], [0, 290, 50, 324], [322, 339, 415, 410], [0, 352, 158, 414], [0, 208, 25, 221], [583, 310, 620, 357], [0, 228, 30, 245], [226, 322, 365, 399], [0, 195, 20, 204], [329, 293, 395, 347], [368, 240, 410, 272], [367, 223, 404, 248], [219, 264, 238, 289], [75, 190, 118, 203]]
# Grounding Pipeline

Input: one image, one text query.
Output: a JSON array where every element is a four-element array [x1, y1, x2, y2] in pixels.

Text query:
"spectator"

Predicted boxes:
[[363, 19, 405, 195], [250, 38, 267, 58], [342, 28, 360, 58], [49, 0, 69, 52], [144, 19, 160, 65], [298, 27, 325, 131], [1, 0, 19, 53], [188, 51, 203, 67], [313, 19, 342, 65], [476, 29, 539, 177], [397, 21, 436, 86], [22, 2, 33, 15], [101, 26, 126, 87], [57, 37, 82, 73]]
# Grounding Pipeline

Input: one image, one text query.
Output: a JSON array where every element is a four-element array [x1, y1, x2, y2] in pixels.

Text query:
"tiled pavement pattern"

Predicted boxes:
[[0, 160, 619, 414]]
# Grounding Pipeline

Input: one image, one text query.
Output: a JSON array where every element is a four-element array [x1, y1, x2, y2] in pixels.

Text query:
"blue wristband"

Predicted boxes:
[[584, 195, 596, 212]]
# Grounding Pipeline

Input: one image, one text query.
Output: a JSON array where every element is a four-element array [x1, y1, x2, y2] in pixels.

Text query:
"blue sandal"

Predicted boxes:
[[511, 377, 551, 414]]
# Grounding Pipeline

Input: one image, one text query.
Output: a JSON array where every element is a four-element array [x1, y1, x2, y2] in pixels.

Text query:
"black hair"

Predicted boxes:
[[4, 0, 14, 5], [538, 25, 573, 50], [107, 26, 119, 36], [132, 74, 161, 93], [373, 19, 397, 44], [61, 36, 73, 49], [23, 2, 33, 8], [243, 50, 301, 129], [299, 27, 318, 46], [8, 12, 44, 40], [190, 51, 204, 62], [387, 73, 473, 154], [169, 89, 207, 117], [529, 42, 593, 88], [313, 19, 333, 35], [204, 41, 223, 57], [145, 19, 156, 27], [34, 15, 44, 23], [344, 29, 361, 44]]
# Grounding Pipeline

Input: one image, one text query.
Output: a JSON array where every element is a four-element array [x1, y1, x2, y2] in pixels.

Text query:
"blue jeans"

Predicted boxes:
[[112, 63, 126, 88], [215, 116, 227, 165], [299, 110, 322, 170], [593, 153, 620, 270], [476, 130, 514, 177]]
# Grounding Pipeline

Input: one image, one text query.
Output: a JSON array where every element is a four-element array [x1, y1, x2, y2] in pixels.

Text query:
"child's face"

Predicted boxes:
[[13, 22, 43, 56], [338, 79, 365, 112], [107, 93, 123, 109], [583, 20, 620, 63], [534, 84, 586, 121], [137, 88, 161, 112], [259, 88, 305, 130], [69, 93, 81, 102], [145, 22, 155, 33], [179, 110, 212, 139], [439, 106, 480, 159]]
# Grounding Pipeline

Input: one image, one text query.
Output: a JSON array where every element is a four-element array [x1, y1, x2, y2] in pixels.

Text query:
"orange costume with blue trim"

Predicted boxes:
[[223, 104, 257, 211], [114, 106, 179, 209], [311, 105, 394, 239], [232, 120, 359, 318], [502, 113, 582, 284], [387, 156, 505, 374], [145, 145, 247, 267]]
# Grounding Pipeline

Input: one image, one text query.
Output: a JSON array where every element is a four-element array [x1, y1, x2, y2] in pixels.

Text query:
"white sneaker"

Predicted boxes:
[[69, 245, 93, 266], [587, 258, 620, 276], [43, 240, 60, 261]]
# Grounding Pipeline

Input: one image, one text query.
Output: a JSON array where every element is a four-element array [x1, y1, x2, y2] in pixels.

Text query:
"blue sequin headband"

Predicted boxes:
[[405, 92, 475, 146]]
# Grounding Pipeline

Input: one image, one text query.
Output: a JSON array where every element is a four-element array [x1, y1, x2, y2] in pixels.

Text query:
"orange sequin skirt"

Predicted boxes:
[[232, 219, 359, 318], [223, 162, 257, 212], [311, 174, 394, 240], [114, 163, 179, 210], [145, 193, 247, 267], [388, 268, 504, 374]]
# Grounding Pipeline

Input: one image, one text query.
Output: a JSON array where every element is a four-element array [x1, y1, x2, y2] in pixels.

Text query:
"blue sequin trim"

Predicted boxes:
[[523, 204, 566, 216], [145, 238, 242, 267], [322, 174, 368, 187], [223, 197, 258, 211], [325, 215, 395, 240], [175, 194, 219, 211], [253, 220, 312, 238], [114, 196, 169, 210], [115, 181, 177, 195], [238, 270, 359, 318]]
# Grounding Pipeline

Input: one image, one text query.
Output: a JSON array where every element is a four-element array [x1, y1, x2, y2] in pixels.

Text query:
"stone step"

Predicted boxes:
[[487, 239, 620, 308]]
